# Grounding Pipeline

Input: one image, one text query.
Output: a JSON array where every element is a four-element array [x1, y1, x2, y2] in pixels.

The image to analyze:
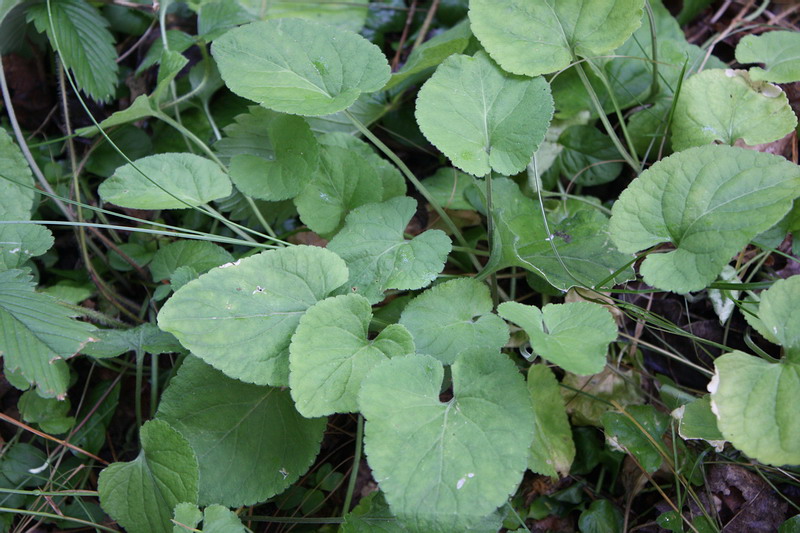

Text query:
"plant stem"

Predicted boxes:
[[485, 172, 499, 308], [342, 414, 364, 515]]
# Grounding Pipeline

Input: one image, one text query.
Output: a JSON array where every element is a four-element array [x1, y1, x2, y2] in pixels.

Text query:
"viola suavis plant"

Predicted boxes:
[[2, 0, 800, 531]]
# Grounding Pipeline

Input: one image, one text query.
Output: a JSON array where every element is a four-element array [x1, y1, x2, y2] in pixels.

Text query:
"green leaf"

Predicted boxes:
[[289, 294, 414, 417], [327, 197, 452, 304], [609, 145, 800, 293], [85, 125, 153, 178], [527, 365, 575, 477], [199, 505, 247, 533], [672, 69, 797, 150], [229, 112, 320, 201], [27, 0, 118, 102], [709, 351, 800, 465], [239, 0, 369, 32], [486, 177, 633, 290], [578, 500, 623, 533], [0, 224, 53, 271], [420, 167, 476, 211], [385, 20, 472, 91], [675, 395, 725, 448], [18, 389, 75, 434], [359, 351, 534, 532], [498, 301, 617, 375], [319, 132, 406, 201], [99, 153, 232, 210], [157, 246, 349, 386], [746, 276, 800, 351], [149, 240, 234, 283], [136, 30, 195, 75], [0, 0, 22, 25], [173, 503, 202, 533], [555, 125, 622, 186], [416, 51, 553, 177], [213, 105, 275, 163], [98, 419, 199, 533], [0, 127, 35, 221], [294, 145, 383, 235], [341, 491, 407, 533], [198, 1, 253, 40], [75, 94, 156, 138], [398, 278, 508, 365], [736, 31, 800, 83], [780, 515, 800, 533], [0, 269, 95, 399], [603, 405, 669, 473], [157, 356, 326, 506], [81, 323, 182, 359], [469, 0, 645, 77], [561, 367, 644, 426], [212, 18, 390, 116]]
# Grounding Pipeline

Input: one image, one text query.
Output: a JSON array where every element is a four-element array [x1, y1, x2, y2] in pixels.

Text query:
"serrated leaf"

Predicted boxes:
[[359, 351, 534, 532], [81, 323, 182, 359], [173, 503, 202, 533], [157, 246, 349, 386], [736, 31, 800, 83], [603, 405, 669, 473], [672, 69, 797, 150], [27, 0, 118, 102], [0, 127, 35, 220], [199, 505, 247, 533], [469, 0, 645, 77], [319, 132, 406, 200], [327, 197, 452, 304], [136, 30, 194, 75], [294, 145, 383, 235], [229, 113, 319, 201], [527, 365, 575, 477], [485, 177, 634, 290], [0, 224, 53, 271], [609, 145, 800, 293], [709, 352, 800, 465], [99, 153, 232, 210], [289, 294, 415, 417], [498, 301, 617, 375], [416, 51, 553, 177], [0, 269, 95, 398], [98, 419, 199, 533], [386, 20, 472, 91], [157, 356, 326, 506], [398, 278, 508, 365], [555, 125, 622, 186], [198, 1, 253, 40], [745, 276, 800, 350], [212, 18, 390, 116], [420, 167, 476, 211], [213, 106, 275, 164], [149, 240, 234, 283], [240, 0, 369, 32]]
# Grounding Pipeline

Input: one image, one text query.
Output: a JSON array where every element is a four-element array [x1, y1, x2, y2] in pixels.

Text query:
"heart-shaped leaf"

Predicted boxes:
[[609, 145, 800, 293], [98, 419, 199, 533], [359, 351, 533, 532], [469, 0, 645, 77], [527, 365, 575, 477], [672, 69, 797, 150], [157, 246, 349, 386], [498, 301, 617, 375], [327, 197, 452, 303], [0, 224, 53, 271], [98, 153, 232, 210], [157, 357, 326, 506], [149, 241, 233, 283], [415, 51, 553, 176], [212, 18, 390, 116], [398, 278, 508, 364], [736, 31, 800, 83]]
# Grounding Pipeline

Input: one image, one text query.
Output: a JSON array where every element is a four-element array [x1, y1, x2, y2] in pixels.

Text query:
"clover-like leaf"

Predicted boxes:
[[157, 246, 349, 386], [0, 224, 53, 271], [736, 31, 800, 83], [469, 0, 645, 77], [212, 18, 390, 116], [98, 153, 232, 210], [327, 197, 452, 304], [416, 51, 553, 177], [485, 177, 634, 290], [229, 112, 319, 201], [498, 301, 617, 375], [157, 357, 326, 506], [398, 278, 508, 365], [527, 365, 575, 478], [0, 128, 35, 221], [672, 69, 797, 150], [603, 405, 669, 473], [98, 419, 199, 533], [289, 294, 414, 417], [149, 240, 233, 283], [709, 352, 800, 465], [0, 269, 96, 398], [609, 145, 800, 293], [294, 145, 383, 236], [359, 351, 534, 532]]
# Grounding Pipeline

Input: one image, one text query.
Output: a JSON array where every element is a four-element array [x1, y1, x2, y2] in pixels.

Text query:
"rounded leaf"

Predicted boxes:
[[212, 19, 390, 116], [736, 31, 800, 83], [416, 51, 553, 176], [359, 351, 534, 532], [157, 246, 349, 386], [98, 153, 232, 210]]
